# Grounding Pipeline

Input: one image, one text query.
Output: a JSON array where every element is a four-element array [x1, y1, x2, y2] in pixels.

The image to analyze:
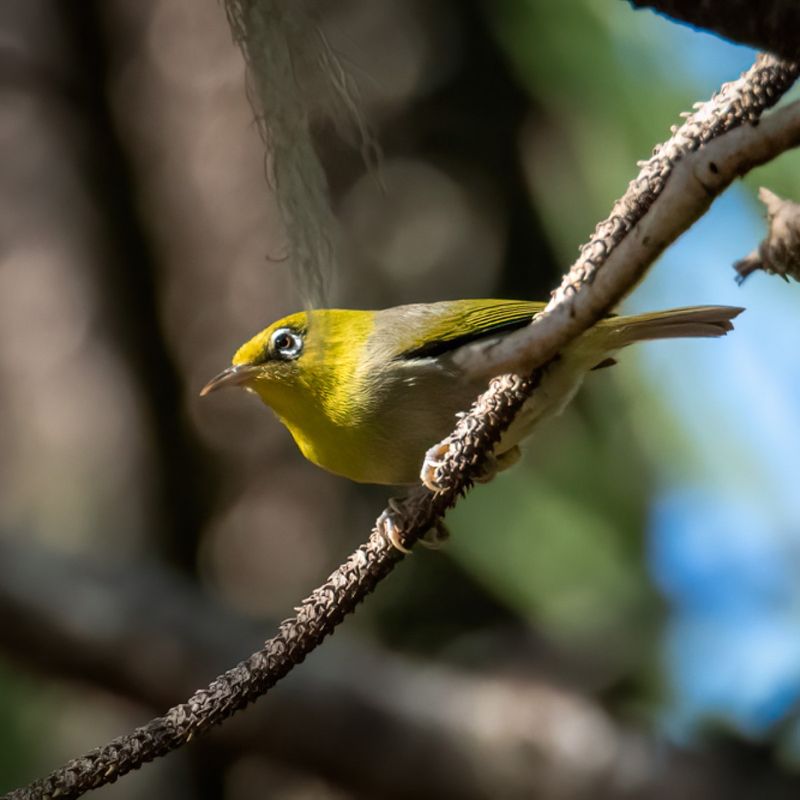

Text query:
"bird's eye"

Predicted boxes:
[[269, 327, 303, 360]]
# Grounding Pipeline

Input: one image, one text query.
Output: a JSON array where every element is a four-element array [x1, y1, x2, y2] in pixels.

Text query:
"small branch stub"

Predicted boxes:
[[734, 187, 800, 283]]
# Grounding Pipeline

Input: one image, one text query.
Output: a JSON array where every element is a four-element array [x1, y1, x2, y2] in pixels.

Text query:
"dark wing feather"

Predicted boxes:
[[398, 300, 545, 360]]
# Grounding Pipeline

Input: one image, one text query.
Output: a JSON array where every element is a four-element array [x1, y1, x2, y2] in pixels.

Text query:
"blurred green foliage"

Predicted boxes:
[[0, 663, 42, 788]]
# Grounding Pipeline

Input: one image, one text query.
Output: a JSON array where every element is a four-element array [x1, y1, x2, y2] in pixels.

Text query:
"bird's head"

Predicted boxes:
[[200, 311, 309, 403], [200, 308, 377, 424]]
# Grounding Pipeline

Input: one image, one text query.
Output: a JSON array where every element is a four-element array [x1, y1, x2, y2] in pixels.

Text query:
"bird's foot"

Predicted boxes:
[[377, 498, 450, 553], [377, 498, 412, 553], [422, 438, 522, 492], [420, 440, 452, 493]]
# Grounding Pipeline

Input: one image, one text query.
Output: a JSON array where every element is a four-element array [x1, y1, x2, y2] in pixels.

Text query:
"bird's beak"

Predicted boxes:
[[199, 365, 260, 397]]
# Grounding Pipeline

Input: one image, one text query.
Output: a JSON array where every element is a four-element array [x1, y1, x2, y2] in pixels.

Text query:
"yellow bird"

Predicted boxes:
[[201, 300, 742, 488]]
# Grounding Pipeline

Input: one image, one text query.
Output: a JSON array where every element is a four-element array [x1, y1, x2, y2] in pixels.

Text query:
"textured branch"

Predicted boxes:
[[7, 52, 800, 800], [0, 537, 757, 800], [628, 0, 800, 62], [452, 55, 800, 380]]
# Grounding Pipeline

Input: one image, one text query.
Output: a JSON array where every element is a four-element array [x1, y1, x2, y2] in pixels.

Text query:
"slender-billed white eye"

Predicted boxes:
[[269, 327, 304, 360]]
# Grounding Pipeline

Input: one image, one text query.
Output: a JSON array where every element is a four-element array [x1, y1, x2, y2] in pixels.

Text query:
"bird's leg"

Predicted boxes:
[[421, 422, 523, 491], [377, 498, 450, 553], [377, 497, 412, 553]]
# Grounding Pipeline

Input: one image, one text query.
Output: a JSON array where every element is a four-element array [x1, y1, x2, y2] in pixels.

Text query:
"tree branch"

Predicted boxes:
[[627, 0, 800, 62], [3, 538, 796, 800], [451, 55, 800, 380], [6, 51, 800, 800]]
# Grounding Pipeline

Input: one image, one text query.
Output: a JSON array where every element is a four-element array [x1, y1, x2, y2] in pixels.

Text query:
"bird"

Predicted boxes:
[[201, 299, 743, 494]]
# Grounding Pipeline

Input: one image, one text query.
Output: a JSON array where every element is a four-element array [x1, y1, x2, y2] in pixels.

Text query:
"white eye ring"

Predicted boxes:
[[269, 327, 303, 360]]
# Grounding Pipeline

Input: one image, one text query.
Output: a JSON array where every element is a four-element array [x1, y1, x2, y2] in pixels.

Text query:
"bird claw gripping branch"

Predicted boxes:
[[378, 498, 450, 552]]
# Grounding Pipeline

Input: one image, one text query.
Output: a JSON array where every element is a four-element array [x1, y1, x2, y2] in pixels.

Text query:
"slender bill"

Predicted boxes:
[[200, 365, 260, 396]]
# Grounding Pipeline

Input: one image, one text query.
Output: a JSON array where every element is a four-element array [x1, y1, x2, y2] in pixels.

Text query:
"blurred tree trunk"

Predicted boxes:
[[60, 2, 218, 571]]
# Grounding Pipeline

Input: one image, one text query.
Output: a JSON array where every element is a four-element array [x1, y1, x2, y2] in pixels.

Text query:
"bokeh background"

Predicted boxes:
[[2, 1, 800, 798]]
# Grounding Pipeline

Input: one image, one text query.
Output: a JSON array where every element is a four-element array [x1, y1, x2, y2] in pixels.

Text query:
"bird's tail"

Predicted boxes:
[[599, 305, 744, 349]]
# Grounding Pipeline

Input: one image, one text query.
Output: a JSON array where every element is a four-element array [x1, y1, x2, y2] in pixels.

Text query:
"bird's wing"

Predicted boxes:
[[396, 299, 546, 360]]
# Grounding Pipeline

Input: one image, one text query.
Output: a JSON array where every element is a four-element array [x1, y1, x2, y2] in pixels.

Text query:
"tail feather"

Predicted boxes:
[[601, 305, 744, 348]]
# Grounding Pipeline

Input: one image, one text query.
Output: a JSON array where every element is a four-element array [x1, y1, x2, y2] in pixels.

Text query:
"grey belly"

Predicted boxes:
[[368, 356, 590, 484]]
